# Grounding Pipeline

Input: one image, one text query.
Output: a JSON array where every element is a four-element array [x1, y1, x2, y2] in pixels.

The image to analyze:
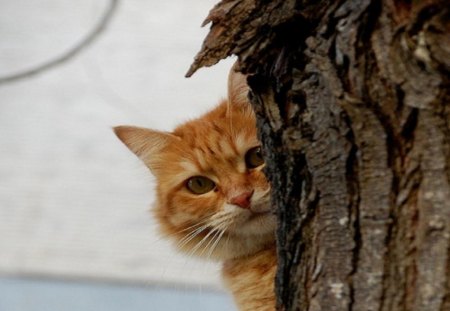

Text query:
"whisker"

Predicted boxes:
[[169, 214, 216, 245], [168, 210, 238, 258], [188, 227, 220, 257], [225, 230, 231, 252], [206, 226, 227, 259], [187, 214, 233, 257], [174, 216, 212, 235], [176, 213, 230, 246], [200, 227, 223, 257], [179, 211, 231, 234], [204, 214, 236, 259], [147, 218, 209, 245], [176, 223, 211, 249]]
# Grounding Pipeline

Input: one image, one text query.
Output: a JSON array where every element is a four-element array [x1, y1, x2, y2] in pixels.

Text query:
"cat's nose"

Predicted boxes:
[[229, 190, 254, 209]]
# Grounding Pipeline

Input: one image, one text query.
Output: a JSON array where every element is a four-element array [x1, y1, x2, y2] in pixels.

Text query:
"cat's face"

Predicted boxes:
[[115, 68, 276, 260]]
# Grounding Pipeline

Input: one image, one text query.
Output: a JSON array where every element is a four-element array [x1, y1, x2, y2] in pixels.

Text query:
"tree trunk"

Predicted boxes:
[[187, 1, 450, 310]]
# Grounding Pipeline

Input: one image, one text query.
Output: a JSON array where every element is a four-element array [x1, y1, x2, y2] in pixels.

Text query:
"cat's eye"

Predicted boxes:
[[245, 146, 264, 169], [186, 176, 216, 194]]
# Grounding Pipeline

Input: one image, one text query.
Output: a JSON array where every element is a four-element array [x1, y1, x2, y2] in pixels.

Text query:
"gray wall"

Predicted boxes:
[[0, 0, 235, 291]]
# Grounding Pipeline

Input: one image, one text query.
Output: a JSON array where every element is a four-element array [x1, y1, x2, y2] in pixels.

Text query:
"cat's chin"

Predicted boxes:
[[232, 211, 276, 235], [214, 212, 276, 260], [218, 227, 276, 260]]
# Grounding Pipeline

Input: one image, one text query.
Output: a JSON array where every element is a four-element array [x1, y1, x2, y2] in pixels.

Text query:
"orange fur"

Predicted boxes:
[[114, 65, 277, 310], [223, 245, 277, 311]]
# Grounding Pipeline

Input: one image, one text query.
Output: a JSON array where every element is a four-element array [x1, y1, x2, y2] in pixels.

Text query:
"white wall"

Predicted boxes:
[[0, 0, 235, 289]]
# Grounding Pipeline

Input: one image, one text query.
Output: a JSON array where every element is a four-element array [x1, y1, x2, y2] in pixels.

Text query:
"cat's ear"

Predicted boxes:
[[114, 126, 176, 172], [228, 62, 250, 106]]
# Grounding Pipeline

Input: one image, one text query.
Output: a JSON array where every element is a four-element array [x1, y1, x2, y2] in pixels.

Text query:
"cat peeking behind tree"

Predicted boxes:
[[114, 64, 277, 311]]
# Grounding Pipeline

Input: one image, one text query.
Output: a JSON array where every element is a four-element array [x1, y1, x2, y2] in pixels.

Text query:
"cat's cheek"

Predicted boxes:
[[165, 211, 192, 227], [247, 170, 270, 190], [166, 192, 222, 225]]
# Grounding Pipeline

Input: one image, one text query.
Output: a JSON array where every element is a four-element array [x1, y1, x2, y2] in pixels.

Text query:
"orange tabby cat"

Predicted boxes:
[[114, 65, 277, 311]]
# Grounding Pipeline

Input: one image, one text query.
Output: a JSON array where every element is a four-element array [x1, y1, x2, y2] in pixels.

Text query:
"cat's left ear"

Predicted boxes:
[[114, 125, 177, 172], [228, 62, 250, 106]]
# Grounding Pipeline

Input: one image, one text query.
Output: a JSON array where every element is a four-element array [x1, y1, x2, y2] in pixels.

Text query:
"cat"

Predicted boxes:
[[114, 64, 277, 311]]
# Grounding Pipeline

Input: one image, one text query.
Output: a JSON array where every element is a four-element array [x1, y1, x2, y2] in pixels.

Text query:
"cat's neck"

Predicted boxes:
[[224, 241, 276, 263], [222, 243, 277, 311]]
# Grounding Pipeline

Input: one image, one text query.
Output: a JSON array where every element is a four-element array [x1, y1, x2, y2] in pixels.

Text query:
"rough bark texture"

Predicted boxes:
[[188, 1, 450, 310]]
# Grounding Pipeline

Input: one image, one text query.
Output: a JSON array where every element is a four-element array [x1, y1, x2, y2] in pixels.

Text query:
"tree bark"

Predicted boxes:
[[187, 1, 450, 310]]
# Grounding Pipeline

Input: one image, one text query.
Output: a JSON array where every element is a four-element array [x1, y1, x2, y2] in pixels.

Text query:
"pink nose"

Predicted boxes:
[[229, 190, 254, 209]]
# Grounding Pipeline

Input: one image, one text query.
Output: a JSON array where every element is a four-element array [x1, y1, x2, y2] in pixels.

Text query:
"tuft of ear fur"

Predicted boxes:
[[113, 126, 176, 172], [228, 62, 250, 106]]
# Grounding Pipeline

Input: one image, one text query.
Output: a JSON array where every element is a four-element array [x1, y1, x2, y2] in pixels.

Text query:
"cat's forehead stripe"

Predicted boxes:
[[234, 133, 250, 155], [176, 133, 249, 175], [218, 139, 237, 159], [179, 160, 198, 174], [194, 148, 210, 171]]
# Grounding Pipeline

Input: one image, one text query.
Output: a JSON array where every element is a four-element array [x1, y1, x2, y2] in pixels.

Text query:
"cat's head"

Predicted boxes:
[[114, 66, 275, 260]]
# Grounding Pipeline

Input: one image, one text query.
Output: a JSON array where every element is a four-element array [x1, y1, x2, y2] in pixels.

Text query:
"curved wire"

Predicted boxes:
[[0, 0, 119, 85]]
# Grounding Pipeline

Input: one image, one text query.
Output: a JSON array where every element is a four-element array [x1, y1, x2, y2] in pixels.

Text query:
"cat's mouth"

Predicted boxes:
[[246, 201, 275, 221], [250, 207, 273, 216], [231, 205, 276, 236], [247, 210, 273, 224], [249, 207, 272, 216], [249, 198, 272, 214]]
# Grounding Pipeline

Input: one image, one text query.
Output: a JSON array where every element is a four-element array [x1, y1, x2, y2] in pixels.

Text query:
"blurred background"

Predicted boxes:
[[0, 0, 237, 310]]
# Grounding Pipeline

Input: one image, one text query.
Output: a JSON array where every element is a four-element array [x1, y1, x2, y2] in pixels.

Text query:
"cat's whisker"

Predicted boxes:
[[175, 216, 216, 242], [212, 214, 237, 226], [176, 213, 234, 252], [188, 227, 220, 257], [209, 212, 236, 224], [225, 230, 231, 252], [169, 214, 216, 244], [200, 226, 223, 257], [207, 217, 229, 229], [206, 226, 227, 259], [176, 223, 212, 249], [174, 215, 214, 235], [202, 215, 238, 259], [188, 216, 232, 257]]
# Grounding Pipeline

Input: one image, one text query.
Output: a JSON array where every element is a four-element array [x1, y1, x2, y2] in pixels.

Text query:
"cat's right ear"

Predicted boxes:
[[228, 62, 250, 106], [113, 126, 176, 172]]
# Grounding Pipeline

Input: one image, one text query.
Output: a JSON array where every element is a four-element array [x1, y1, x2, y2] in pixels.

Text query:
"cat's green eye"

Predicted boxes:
[[186, 176, 216, 194], [245, 146, 264, 169]]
